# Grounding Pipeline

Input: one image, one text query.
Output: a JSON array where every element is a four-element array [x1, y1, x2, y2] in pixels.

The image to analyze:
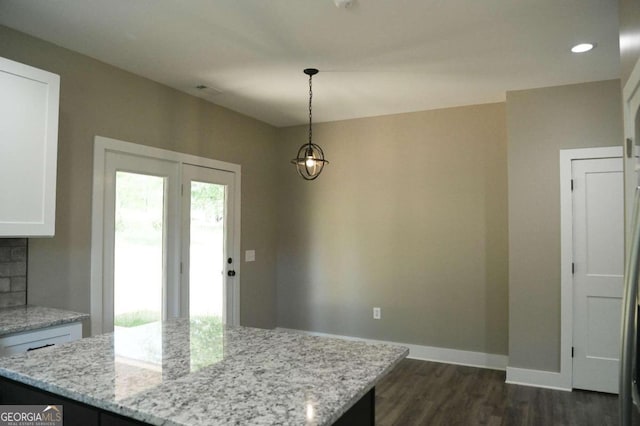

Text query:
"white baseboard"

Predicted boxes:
[[506, 367, 571, 391], [276, 327, 508, 371], [408, 344, 508, 371]]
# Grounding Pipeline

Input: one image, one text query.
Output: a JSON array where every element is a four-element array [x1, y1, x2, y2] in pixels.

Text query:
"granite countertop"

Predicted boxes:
[[0, 319, 408, 425], [0, 305, 89, 337]]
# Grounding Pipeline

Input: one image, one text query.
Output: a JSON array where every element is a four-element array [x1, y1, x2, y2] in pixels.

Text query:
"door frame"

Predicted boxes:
[[623, 57, 640, 255], [90, 136, 241, 335], [559, 146, 623, 390]]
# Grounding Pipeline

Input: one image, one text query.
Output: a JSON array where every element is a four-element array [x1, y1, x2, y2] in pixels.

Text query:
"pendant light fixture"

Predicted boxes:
[[291, 68, 328, 180]]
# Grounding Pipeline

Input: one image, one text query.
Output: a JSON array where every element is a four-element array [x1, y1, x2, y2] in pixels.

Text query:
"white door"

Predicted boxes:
[[180, 164, 238, 325], [572, 157, 624, 393], [103, 151, 180, 333]]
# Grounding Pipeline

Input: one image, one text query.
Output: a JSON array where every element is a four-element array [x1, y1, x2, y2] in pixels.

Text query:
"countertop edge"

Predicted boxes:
[[321, 345, 410, 426], [0, 315, 89, 337], [0, 305, 90, 337]]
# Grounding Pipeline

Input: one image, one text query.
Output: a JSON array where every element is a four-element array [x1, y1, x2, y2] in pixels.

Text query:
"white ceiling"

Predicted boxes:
[[0, 0, 620, 127]]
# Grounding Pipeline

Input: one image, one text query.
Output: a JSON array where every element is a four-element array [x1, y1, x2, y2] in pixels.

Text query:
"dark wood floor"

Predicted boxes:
[[375, 359, 618, 426]]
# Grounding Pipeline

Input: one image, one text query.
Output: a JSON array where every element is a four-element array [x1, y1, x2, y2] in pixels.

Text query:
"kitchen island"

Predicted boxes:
[[0, 319, 408, 425]]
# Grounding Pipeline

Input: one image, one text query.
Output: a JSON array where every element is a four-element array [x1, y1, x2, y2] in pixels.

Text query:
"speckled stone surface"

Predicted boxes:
[[0, 319, 408, 425], [0, 305, 89, 336]]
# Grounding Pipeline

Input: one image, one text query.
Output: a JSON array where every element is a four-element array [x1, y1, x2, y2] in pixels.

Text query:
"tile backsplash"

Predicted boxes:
[[0, 238, 27, 308]]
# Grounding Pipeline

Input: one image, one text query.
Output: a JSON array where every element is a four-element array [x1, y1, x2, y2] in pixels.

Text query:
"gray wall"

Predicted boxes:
[[0, 25, 279, 332], [507, 80, 623, 371], [276, 103, 509, 355]]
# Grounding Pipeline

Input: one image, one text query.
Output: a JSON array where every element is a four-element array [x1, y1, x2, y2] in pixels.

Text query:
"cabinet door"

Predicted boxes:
[[0, 56, 59, 237]]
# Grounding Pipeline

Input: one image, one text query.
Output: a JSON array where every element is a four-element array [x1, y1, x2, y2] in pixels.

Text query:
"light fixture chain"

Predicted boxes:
[[308, 73, 313, 145]]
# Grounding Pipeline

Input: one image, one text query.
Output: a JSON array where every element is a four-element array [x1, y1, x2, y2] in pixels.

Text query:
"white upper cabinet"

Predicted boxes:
[[0, 57, 60, 237]]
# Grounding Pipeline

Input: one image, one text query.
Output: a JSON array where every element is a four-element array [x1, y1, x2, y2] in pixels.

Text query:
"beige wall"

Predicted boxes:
[[0, 25, 279, 332], [0, 25, 625, 366], [276, 103, 509, 355], [507, 80, 623, 371]]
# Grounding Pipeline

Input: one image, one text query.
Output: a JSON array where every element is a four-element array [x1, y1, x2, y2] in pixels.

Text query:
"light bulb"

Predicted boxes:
[[306, 157, 316, 168]]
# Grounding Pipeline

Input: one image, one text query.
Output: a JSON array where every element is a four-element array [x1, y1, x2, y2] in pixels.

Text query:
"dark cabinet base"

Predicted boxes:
[[0, 377, 146, 426], [333, 388, 375, 426], [0, 376, 374, 425]]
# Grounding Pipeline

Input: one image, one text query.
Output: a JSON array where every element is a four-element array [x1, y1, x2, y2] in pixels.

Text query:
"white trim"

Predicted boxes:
[[406, 344, 507, 370], [623, 58, 640, 248], [506, 367, 570, 391], [624, 57, 640, 108], [90, 136, 242, 335], [558, 146, 623, 391], [90, 140, 106, 335], [277, 327, 508, 371], [94, 137, 241, 174], [624, 58, 640, 174]]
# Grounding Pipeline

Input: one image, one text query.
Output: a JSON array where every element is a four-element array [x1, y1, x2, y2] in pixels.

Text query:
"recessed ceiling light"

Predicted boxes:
[[571, 43, 595, 53]]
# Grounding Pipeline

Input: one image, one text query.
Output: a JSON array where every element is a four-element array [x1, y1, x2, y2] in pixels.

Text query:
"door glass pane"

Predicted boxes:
[[114, 172, 164, 328], [189, 181, 225, 322]]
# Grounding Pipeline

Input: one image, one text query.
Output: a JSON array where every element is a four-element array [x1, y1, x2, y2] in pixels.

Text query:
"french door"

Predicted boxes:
[[91, 137, 240, 335], [104, 152, 180, 332], [180, 164, 237, 323]]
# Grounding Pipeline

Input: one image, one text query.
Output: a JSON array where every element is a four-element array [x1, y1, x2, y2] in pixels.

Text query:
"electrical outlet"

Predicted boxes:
[[373, 307, 381, 320]]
